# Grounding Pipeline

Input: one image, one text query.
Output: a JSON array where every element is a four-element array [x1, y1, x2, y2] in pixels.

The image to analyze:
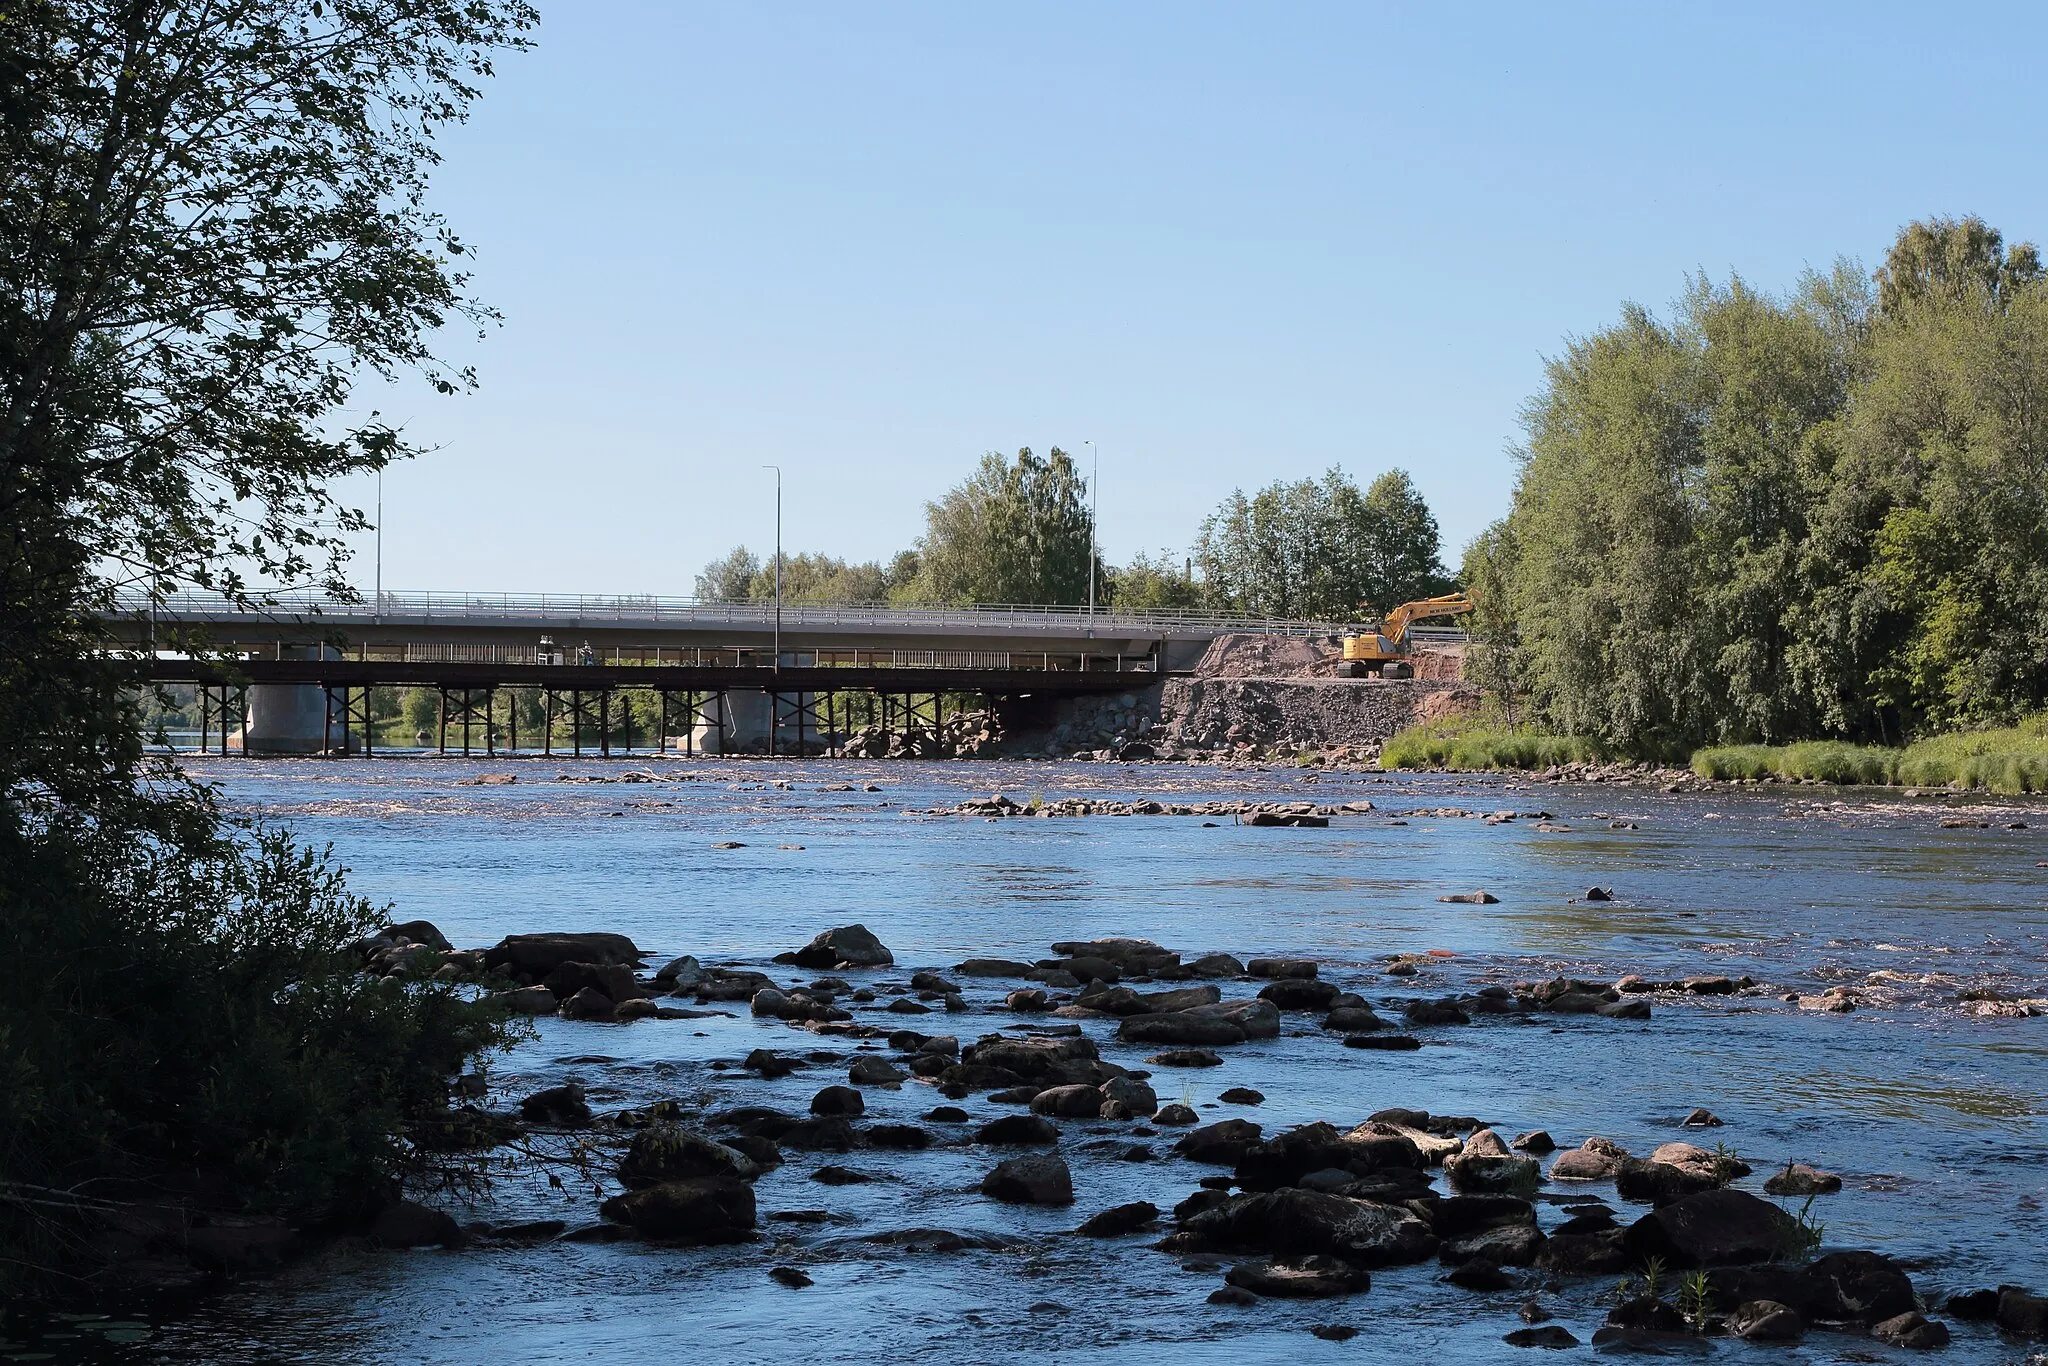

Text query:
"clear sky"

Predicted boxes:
[[339, 1, 2048, 597]]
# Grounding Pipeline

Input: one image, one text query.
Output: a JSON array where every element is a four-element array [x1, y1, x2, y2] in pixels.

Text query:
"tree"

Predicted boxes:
[[1357, 470, 1455, 611], [903, 447, 1099, 604], [695, 546, 761, 601], [1475, 216, 2048, 751], [1108, 550, 1204, 612], [0, 1, 532, 1291], [1193, 466, 1448, 618], [1875, 214, 2042, 319]]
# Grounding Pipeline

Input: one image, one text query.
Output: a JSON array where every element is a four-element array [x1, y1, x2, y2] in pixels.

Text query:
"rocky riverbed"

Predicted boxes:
[[61, 757, 2048, 1364]]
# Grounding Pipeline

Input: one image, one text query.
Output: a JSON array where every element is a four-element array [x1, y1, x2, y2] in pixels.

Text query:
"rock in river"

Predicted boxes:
[[981, 1153, 1075, 1206], [600, 1176, 756, 1243], [1763, 1161, 1842, 1196], [618, 1126, 761, 1187], [1621, 1188, 1796, 1268], [1224, 1255, 1371, 1298], [786, 924, 895, 970]]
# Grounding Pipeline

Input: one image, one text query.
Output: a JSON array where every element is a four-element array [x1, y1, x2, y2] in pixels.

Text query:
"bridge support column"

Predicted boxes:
[[242, 645, 337, 754]]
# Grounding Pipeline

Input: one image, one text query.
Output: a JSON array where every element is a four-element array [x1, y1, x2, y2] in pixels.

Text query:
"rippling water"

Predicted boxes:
[[68, 759, 2048, 1363]]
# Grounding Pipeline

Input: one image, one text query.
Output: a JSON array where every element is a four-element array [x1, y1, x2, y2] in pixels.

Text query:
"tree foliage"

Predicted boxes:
[[0, 0, 532, 1291], [903, 447, 1099, 605], [693, 547, 919, 604], [1474, 216, 2048, 751], [1194, 467, 1450, 619]]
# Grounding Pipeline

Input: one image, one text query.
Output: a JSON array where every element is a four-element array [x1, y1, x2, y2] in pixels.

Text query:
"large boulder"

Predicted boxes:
[[1806, 1250, 1917, 1325], [518, 1083, 593, 1128], [976, 1114, 1059, 1146], [1445, 1150, 1539, 1195], [369, 1199, 465, 1249], [543, 960, 647, 1003], [1075, 1201, 1160, 1238], [1050, 938, 1180, 973], [955, 958, 1035, 977], [1549, 1136, 1629, 1181], [1175, 1119, 1264, 1166], [786, 924, 893, 970], [599, 1176, 756, 1243], [1138, 984, 1223, 1012], [1179, 1187, 1436, 1265], [618, 1126, 760, 1188], [1183, 999, 1282, 1040], [385, 919, 452, 951], [981, 1153, 1074, 1205], [485, 932, 642, 976], [1117, 1012, 1247, 1045], [1224, 1255, 1371, 1298], [1257, 978, 1342, 1011], [1622, 1189, 1797, 1268], [1031, 1084, 1106, 1118]]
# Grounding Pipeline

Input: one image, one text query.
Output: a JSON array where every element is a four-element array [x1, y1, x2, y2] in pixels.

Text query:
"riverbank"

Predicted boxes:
[[1382, 715, 2048, 796]]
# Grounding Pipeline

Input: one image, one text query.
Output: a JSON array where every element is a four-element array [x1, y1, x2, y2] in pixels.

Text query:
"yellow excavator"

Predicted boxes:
[[1340, 592, 1474, 678]]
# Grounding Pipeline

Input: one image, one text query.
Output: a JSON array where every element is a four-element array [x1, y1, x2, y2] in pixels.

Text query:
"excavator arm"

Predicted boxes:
[[1379, 592, 1474, 647], [1341, 592, 1474, 667]]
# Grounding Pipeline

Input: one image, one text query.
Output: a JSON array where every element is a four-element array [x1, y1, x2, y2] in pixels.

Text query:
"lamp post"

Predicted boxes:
[[763, 464, 782, 670], [374, 465, 383, 624], [1083, 440, 1098, 619]]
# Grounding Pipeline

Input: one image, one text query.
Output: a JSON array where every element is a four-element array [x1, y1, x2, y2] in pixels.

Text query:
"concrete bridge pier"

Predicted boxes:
[[239, 645, 349, 754], [686, 690, 823, 755]]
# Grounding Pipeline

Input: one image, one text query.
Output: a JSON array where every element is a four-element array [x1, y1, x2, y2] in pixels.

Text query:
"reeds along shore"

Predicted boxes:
[[1382, 715, 2048, 794]]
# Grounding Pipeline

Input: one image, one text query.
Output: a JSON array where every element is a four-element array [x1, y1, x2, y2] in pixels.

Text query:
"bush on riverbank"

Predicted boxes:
[[1693, 716, 2048, 791], [0, 795, 515, 1291], [1380, 717, 1603, 770]]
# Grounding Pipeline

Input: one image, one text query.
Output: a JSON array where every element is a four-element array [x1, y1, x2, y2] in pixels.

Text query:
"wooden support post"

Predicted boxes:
[[572, 690, 582, 756]]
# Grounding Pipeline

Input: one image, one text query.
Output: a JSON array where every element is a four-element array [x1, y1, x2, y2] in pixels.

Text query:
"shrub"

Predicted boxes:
[[0, 784, 514, 1290], [1381, 718, 1602, 770]]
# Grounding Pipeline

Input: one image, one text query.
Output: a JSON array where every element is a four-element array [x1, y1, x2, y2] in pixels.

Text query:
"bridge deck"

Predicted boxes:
[[145, 657, 1167, 695]]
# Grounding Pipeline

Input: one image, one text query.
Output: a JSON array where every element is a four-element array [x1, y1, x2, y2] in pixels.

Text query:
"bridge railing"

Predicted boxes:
[[115, 588, 1359, 637]]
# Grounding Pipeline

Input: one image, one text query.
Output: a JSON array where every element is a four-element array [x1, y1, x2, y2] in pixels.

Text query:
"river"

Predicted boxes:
[[93, 758, 2048, 1362]]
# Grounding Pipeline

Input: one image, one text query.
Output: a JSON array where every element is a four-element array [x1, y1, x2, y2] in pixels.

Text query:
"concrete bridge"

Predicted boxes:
[[123, 589, 1407, 756]]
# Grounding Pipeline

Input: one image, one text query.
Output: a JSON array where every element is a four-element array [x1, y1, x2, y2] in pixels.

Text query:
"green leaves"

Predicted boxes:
[[1483, 217, 2048, 749], [906, 447, 1098, 605], [1194, 466, 1451, 619]]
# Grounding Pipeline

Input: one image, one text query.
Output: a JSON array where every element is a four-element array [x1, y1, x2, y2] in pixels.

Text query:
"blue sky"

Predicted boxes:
[[343, 1, 2048, 595]]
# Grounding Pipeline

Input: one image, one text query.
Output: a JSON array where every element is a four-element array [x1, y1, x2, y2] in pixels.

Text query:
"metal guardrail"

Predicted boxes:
[[118, 588, 1359, 638]]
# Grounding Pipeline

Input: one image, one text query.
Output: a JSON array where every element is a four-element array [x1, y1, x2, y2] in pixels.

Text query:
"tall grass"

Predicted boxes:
[[1690, 741, 1897, 785], [1692, 715, 2048, 793], [1381, 718, 1602, 771], [1896, 714, 2048, 793]]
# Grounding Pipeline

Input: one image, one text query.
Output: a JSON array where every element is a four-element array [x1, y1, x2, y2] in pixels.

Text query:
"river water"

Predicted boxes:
[[104, 759, 2048, 1362]]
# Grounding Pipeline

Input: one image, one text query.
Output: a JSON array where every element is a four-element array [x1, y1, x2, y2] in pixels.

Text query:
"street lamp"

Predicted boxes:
[[763, 464, 781, 669], [1083, 440, 1098, 619]]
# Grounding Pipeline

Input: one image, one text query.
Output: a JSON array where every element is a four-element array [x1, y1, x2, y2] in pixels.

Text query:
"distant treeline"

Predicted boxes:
[[1466, 216, 2048, 752], [698, 449, 1454, 619]]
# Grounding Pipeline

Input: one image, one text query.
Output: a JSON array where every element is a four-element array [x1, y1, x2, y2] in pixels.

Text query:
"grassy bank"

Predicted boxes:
[[1695, 716, 2048, 793], [1386, 713, 2048, 793], [1379, 717, 1604, 770]]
